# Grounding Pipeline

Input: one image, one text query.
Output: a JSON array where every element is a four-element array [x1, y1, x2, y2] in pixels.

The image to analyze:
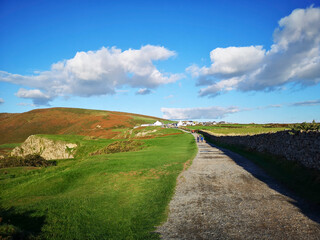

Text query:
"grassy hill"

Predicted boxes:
[[0, 108, 196, 239], [0, 107, 167, 145]]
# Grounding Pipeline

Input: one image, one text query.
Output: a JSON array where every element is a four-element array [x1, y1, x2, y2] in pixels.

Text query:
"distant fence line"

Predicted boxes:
[[198, 130, 320, 171]]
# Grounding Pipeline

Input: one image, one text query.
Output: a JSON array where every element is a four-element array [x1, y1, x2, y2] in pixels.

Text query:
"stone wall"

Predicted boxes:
[[199, 130, 320, 171], [11, 135, 77, 160]]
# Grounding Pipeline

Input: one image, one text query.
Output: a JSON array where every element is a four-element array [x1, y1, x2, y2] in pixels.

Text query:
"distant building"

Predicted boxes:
[[138, 121, 163, 128], [165, 123, 177, 128], [185, 121, 195, 126], [140, 124, 153, 127], [176, 120, 197, 127], [177, 120, 184, 127], [153, 121, 163, 126]]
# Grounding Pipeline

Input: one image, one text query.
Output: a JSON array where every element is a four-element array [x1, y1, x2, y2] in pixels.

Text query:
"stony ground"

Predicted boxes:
[[157, 133, 320, 239]]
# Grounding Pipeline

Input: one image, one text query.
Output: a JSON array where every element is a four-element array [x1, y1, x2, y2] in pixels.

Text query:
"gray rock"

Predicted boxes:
[[11, 135, 77, 160]]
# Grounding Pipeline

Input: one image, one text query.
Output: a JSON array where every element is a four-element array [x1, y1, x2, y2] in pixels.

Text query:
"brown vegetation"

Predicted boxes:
[[90, 140, 144, 155], [0, 154, 56, 168], [0, 107, 162, 144]]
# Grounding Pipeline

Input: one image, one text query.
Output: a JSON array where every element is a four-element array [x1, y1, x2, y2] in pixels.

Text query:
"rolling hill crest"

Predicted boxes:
[[0, 107, 164, 144]]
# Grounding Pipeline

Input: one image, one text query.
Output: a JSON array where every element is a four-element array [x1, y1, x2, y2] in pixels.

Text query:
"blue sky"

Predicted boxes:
[[0, 0, 320, 123]]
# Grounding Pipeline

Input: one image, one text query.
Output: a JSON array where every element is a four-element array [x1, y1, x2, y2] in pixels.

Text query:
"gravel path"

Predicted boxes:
[[157, 133, 320, 239]]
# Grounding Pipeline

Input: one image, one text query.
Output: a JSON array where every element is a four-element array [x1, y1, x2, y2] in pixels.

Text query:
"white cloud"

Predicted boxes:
[[115, 89, 130, 93], [292, 99, 320, 106], [254, 104, 283, 110], [188, 46, 265, 81], [164, 100, 319, 121], [136, 88, 152, 95], [0, 98, 4, 104], [164, 94, 174, 99], [267, 104, 282, 108], [15, 88, 52, 105], [16, 88, 50, 99], [161, 106, 239, 120], [188, 6, 320, 97], [0, 45, 182, 105], [17, 102, 36, 107]]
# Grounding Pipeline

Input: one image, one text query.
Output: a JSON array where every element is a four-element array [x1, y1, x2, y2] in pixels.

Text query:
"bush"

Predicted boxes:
[[290, 120, 320, 133], [91, 140, 144, 155], [0, 154, 57, 168]]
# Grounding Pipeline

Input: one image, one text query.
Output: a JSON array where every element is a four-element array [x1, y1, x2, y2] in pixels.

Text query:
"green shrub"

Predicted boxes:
[[290, 120, 320, 133], [0, 223, 23, 240]]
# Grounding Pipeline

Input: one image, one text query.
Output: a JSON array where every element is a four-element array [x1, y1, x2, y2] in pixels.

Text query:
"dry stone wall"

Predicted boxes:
[[199, 130, 320, 171], [11, 135, 77, 160]]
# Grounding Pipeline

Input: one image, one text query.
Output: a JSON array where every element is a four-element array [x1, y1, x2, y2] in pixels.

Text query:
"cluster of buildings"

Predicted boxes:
[[136, 120, 196, 128], [134, 121, 164, 128], [176, 120, 226, 126], [135, 120, 228, 129]]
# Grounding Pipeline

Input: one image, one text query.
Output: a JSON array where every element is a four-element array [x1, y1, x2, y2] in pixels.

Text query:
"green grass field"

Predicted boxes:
[[0, 128, 197, 239], [186, 124, 289, 135]]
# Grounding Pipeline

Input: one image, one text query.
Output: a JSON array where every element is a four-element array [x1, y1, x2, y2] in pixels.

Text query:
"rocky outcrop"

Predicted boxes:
[[11, 135, 77, 160], [200, 130, 320, 171]]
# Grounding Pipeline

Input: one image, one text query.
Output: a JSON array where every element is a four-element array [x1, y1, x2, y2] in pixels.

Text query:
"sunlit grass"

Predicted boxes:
[[0, 143, 21, 149], [186, 124, 289, 135], [0, 130, 197, 239]]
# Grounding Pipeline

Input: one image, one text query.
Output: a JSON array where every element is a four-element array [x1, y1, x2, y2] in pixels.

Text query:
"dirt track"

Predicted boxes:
[[157, 133, 320, 239]]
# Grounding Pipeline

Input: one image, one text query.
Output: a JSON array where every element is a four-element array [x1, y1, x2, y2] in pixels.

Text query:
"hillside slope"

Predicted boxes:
[[0, 107, 164, 144]]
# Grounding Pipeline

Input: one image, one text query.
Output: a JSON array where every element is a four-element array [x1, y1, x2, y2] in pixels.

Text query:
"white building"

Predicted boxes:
[[177, 120, 184, 127], [153, 121, 163, 126], [141, 124, 153, 127], [185, 121, 195, 126]]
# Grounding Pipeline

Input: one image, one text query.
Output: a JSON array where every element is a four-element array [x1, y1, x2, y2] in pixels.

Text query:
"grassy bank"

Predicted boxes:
[[203, 134, 320, 205], [186, 124, 289, 135], [0, 129, 197, 239]]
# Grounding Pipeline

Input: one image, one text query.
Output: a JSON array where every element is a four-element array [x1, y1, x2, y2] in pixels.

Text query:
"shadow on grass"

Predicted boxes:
[[0, 206, 45, 239], [201, 134, 320, 225]]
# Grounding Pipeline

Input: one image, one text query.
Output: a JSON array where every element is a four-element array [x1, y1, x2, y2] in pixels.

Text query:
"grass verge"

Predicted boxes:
[[203, 135, 320, 205], [0, 129, 197, 240]]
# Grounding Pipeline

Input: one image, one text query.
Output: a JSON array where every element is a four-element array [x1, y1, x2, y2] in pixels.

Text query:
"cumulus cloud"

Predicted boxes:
[[0, 98, 4, 104], [136, 88, 152, 95], [0, 45, 182, 105], [161, 106, 239, 120], [15, 88, 52, 105], [188, 6, 320, 97]]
